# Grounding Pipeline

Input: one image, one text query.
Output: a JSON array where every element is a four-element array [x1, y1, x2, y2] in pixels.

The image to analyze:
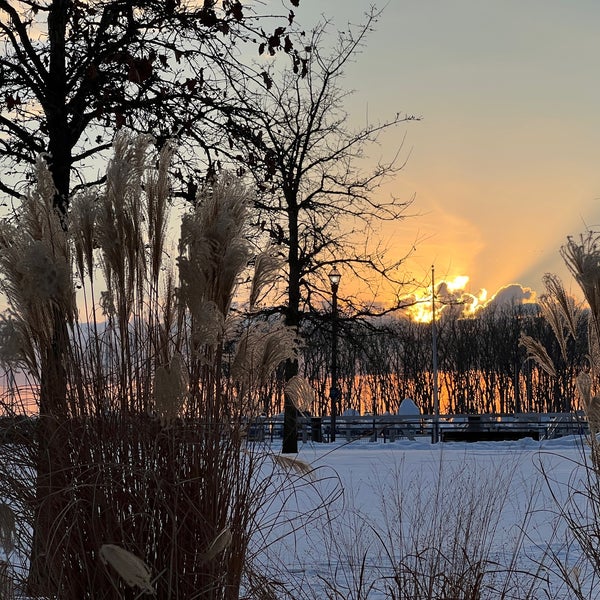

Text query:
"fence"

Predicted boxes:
[[0, 412, 589, 446], [246, 412, 589, 443]]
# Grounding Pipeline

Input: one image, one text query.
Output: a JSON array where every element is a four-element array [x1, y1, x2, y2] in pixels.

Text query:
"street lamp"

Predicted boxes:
[[328, 266, 341, 442], [431, 264, 440, 443]]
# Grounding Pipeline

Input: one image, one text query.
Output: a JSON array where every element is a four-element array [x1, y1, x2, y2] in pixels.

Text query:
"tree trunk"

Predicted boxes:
[[282, 202, 300, 454], [28, 3, 72, 591], [46, 0, 73, 215], [28, 308, 70, 595], [282, 358, 299, 453]]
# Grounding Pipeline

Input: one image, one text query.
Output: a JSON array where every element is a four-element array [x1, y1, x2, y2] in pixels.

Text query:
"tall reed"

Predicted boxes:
[[0, 133, 304, 598], [530, 232, 600, 598]]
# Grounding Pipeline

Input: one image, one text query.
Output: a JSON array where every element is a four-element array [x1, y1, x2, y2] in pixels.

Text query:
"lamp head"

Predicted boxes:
[[328, 266, 341, 288]]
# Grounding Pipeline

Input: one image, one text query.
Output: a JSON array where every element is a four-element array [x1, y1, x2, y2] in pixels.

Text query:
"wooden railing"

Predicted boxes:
[[246, 412, 589, 443]]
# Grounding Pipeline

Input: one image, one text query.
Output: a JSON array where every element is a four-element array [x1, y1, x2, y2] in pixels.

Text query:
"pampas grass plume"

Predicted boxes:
[[539, 277, 579, 363], [542, 273, 580, 338], [232, 323, 297, 391], [18, 240, 71, 304], [576, 371, 600, 438], [284, 375, 315, 414], [587, 397, 600, 436], [562, 233, 600, 342], [99, 544, 155, 595], [70, 189, 98, 281], [249, 247, 283, 308], [190, 300, 225, 348], [178, 173, 251, 317], [270, 455, 314, 480], [577, 371, 592, 405], [519, 335, 557, 377], [154, 352, 188, 424], [201, 527, 233, 561]]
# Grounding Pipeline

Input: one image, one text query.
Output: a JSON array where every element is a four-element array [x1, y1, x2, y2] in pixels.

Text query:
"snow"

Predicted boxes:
[[253, 434, 597, 599], [397, 397, 420, 416], [3, 434, 598, 598]]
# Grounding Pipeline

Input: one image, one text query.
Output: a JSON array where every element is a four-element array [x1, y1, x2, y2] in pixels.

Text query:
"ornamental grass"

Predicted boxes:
[[0, 134, 309, 599]]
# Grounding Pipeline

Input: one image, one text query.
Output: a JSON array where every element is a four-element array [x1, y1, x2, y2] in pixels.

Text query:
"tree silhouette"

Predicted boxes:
[[0, 0, 300, 214], [225, 8, 418, 451]]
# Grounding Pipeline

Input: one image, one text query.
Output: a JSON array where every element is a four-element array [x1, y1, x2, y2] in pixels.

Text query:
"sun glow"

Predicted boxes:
[[445, 275, 469, 292], [402, 275, 491, 323]]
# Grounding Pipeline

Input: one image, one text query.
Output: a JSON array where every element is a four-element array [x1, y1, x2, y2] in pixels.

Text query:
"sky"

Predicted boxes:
[[297, 0, 600, 307]]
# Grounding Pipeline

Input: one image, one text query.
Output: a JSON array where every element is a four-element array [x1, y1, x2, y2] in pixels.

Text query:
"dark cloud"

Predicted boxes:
[[486, 284, 536, 308]]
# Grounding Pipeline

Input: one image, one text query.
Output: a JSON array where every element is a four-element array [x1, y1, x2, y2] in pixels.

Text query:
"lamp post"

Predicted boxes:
[[329, 266, 341, 442], [431, 264, 440, 444]]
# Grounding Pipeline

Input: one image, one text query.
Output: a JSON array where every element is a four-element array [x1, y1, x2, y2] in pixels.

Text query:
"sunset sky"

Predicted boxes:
[[299, 0, 600, 306]]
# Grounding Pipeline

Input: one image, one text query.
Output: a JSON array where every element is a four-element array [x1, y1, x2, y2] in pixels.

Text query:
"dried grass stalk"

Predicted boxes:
[[201, 527, 233, 561], [284, 376, 315, 414], [519, 335, 557, 377], [99, 544, 155, 595]]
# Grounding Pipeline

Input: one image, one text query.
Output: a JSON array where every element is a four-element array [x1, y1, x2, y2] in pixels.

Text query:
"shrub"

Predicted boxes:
[[0, 134, 304, 598]]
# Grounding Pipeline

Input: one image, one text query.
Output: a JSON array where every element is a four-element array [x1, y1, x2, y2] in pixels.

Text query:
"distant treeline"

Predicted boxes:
[[254, 303, 588, 417], [0, 303, 586, 419]]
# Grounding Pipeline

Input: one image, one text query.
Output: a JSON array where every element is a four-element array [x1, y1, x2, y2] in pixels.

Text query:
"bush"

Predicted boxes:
[[0, 134, 306, 598]]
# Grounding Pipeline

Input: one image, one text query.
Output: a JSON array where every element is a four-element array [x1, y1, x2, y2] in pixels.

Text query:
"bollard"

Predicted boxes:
[[310, 417, 322, 443]]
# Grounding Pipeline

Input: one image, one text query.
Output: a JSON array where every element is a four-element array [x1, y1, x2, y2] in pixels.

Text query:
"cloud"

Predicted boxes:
[[480, 283, 537, 313], [399, 279, 538, 322], [437, 282, 538, 321]]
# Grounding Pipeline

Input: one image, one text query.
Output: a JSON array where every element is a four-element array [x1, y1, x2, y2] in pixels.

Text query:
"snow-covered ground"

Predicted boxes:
[[253, 434, 598, 599], [3, 434, 597, 598]]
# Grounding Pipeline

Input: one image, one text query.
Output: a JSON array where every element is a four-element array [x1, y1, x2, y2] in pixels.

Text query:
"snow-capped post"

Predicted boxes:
[[329, 266, 342, 442]]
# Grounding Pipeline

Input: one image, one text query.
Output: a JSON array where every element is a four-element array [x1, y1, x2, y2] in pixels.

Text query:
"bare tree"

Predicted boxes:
[[0, 0, 301, 213], [226, 8, 418, 451]]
